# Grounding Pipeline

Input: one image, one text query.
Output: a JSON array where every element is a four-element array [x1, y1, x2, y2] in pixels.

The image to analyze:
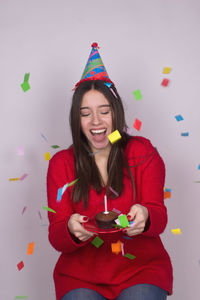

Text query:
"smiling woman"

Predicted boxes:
[[69, 80, 133, 206], [46, 43, 173, 300]]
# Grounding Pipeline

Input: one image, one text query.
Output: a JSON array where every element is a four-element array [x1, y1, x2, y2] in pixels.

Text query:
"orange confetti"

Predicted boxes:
[[164, 191, 171, 199], [27, 242, 34, 255], [111, 240, 122, 254]]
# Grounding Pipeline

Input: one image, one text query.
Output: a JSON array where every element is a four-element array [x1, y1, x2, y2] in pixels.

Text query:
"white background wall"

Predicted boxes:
[[1, 0, 200, 299]]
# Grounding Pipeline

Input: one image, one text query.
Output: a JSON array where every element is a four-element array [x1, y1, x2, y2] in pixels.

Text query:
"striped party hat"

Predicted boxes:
[[74, 42, 114, 89]]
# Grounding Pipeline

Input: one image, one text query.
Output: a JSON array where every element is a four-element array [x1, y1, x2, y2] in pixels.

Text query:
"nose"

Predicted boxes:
[[91, 112, 101, 125]]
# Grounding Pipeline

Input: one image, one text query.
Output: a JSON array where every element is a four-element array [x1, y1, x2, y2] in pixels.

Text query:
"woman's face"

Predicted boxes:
[[80, 89, 113, 152]]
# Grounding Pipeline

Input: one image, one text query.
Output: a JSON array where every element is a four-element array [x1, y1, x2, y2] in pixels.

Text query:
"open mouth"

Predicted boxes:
[[90, 129, 107, 136]]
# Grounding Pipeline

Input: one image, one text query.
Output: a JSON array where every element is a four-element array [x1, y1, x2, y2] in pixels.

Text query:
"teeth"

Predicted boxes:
[[91, 129, 106, 134]]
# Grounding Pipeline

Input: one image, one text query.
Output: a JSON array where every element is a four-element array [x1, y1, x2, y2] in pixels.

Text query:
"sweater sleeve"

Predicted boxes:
[[139, 148, 167, 237], [46, 151, 89, 253]]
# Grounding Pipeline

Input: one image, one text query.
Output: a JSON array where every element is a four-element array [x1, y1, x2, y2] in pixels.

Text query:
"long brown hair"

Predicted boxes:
[[69, 80, 135, 207]]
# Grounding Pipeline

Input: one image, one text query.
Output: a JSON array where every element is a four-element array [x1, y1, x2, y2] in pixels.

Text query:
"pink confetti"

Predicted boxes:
[[20, 173, 28, 181], [109, 186, 119, 197], [121, 242, 125, 256], [22, 206, 27, 215], [112, 208, 121, 214], [17, 146, 24, 156]]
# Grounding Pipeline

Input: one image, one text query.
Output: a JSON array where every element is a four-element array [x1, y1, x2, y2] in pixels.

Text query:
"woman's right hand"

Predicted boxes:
[[68, 213, 95, 242]]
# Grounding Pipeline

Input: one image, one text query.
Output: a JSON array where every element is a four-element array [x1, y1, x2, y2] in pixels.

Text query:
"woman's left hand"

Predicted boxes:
[[123, 204, 149, 236]]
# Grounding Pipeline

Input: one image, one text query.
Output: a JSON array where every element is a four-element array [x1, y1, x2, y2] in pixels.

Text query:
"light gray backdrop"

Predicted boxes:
[[1, 0, 200, 299]]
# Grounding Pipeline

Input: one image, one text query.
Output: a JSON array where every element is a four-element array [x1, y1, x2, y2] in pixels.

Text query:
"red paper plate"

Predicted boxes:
[[82, 217, 123, 234]]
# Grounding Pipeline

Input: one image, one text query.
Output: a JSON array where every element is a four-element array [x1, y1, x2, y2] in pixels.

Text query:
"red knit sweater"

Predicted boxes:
[[47, 136, 173, 300]]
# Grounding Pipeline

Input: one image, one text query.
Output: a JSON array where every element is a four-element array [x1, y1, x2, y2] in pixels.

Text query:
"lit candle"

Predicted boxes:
[[104, 195, 109, 214]]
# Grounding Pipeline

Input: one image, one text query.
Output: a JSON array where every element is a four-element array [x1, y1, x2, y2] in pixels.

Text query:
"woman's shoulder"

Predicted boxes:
[[125, 135, 156, 158], [49, 145, 74, 167]]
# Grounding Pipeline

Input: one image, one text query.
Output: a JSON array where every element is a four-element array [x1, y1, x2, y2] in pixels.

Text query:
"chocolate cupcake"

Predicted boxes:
[[95, 211, 118, 229]]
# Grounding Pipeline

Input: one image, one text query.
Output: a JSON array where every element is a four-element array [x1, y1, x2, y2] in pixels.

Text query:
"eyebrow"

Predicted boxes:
[[80, 104, 111, 110]]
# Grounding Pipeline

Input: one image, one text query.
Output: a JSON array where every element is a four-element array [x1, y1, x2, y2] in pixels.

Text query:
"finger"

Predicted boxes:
[[127, 205, 139, 221], [73, 213, 89, 223]]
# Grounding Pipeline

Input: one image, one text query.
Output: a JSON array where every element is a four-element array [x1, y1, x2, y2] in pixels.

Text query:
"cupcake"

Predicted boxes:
[[95, 211, 118, 229]]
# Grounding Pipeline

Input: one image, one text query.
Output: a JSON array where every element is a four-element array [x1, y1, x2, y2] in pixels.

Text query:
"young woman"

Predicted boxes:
[[47, 43, 173, 300]]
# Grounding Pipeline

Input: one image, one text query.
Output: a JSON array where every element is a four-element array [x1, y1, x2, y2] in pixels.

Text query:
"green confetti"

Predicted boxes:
[[21, 81, 30, 92], [42, 206, 56, 213], [51, 145, 60, 149], [133, 89, 142, 101], [24, 73, 30, 82], [68, 178, 79, 187], [118, 215, 129, 228], [15, 297, 28, 299], [91, 236, 104, 248], [124, 253, 136, 260]]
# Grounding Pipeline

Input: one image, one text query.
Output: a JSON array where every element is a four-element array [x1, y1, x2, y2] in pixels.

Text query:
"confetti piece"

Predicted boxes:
[[161, 78, 169, 87], [193, 181, 200, 183], [109, 186, 119, 197], [24, 73, 30, 82], [89, 149, 103, 156], [175, 114, 184, 122], [51, 145, 60, 149], [118, 215, 129, 228], [163, 67, 172, 74], [164, 187, 171, 192], [17, 146, 24, 156], [198, 165, 200, 170], [91, 236, 104, 248], [42, 206, 56, 213], [21, 81, 30, 92], [62, 183, 68, 194], [124, 253, 136, 260], [133, 118, 142, 131], [129, 221, 135, 227], [17, 261, 24, 271], [181, 132, 189, 136], [122, 235, 132, 240], [44, 152, 51, 161], [110, 87, 118, 98], [112, 208, 121, 214], [133, 89, 142, 101], [111, 240, 122, 254], [164, 191, 171, 199], [38, 211, 42, 220], [27, 242, 34, 255], [20, 173, 28, 181], [41, 133, 48, 142], [57, 188, 62, 201], [9, 178, 20, 181], [104, 82, 112, 88], [171, 228, 182, 235], [68, 178, 79, 187], [108, 130, 122, 144], [15, 296, 28, 299], [22, 206, 27, 215], [121, 242, 125, 256]]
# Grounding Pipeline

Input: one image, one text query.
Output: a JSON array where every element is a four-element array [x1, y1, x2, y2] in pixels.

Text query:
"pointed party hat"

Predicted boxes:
[[74, 42, 114, 89]]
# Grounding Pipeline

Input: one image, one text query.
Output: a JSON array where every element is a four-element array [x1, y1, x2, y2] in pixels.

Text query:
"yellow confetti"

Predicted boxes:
[[108, 130, 121, 144], [163, 67, 171, 74], [9, 178, 20, 181], [171, 228, 182, 235], [44, 152, 51, 161]]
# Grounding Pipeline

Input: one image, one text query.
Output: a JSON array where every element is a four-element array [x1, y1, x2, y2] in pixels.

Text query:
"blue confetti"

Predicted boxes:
[[181, 132, 189, 136], [104, 82, 112, 88], [57, 188, 62, 201], [175, 115, 184, 122]]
